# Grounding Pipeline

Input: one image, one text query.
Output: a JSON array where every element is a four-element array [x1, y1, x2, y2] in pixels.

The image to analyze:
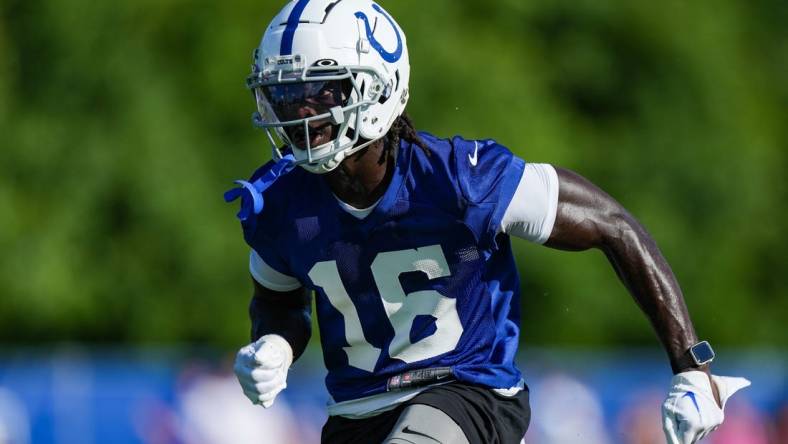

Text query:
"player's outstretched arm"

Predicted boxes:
[[545, 167, 699, 373], [233, 280, 312, 408], [544, 167, 749, 444]]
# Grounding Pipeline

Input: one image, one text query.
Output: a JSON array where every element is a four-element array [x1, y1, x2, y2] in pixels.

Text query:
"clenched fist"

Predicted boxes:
[[234, 334, 293, 408]]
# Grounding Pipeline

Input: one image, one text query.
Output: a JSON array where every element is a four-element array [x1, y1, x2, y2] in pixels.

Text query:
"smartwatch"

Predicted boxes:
[[676, 340, 715, 371]]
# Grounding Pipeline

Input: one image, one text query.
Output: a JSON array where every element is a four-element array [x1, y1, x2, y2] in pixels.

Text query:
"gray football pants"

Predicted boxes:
[[383, 404, 470, 444]]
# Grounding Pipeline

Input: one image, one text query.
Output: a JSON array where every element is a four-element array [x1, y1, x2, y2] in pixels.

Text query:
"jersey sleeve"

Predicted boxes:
[[453, 137, 526, 251], [500, 163, 559, 244], [235, 161, 301, 288], [249, 250, 303, 291]]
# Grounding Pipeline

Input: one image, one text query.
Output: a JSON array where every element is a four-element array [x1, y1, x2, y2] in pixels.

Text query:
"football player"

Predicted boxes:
[[226, 1, 749, 443]]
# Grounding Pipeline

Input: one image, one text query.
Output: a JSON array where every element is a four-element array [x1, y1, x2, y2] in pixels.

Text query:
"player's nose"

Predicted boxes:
[[283, 102, 319, 121]]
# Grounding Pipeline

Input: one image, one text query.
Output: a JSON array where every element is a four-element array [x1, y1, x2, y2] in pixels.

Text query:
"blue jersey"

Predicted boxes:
[[240, 132, 525, 403]]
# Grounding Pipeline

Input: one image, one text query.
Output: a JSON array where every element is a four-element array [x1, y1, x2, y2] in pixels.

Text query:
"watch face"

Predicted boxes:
[[692, 341, 715, 365]]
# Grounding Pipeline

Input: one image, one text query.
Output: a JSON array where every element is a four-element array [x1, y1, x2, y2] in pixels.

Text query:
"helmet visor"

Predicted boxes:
[[258, 79, 351, 123], [255, 79, 352, 150]]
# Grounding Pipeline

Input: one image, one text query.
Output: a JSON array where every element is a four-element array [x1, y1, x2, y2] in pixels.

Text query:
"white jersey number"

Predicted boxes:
[[308, 245, 463, 372]]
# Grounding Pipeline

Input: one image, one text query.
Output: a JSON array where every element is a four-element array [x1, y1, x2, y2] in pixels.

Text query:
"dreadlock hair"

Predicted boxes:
[[384, 111, 430, 157]]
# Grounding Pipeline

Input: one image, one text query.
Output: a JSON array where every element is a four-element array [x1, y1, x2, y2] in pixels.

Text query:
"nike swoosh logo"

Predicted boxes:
[[468, 141, 479, 166], [683, 391, 701, 415], [402, 426, 442, 443]]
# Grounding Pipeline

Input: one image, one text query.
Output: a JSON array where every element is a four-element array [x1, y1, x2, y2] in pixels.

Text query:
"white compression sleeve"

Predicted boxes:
[[249, 250, 302, 291], [500, 163, 559, 244]]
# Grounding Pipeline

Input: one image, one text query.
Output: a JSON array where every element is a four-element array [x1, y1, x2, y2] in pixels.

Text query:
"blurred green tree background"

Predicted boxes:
[[1, 0, 785, 348]]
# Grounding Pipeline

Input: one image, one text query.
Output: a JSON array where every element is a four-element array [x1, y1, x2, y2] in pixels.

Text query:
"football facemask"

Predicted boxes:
[[254, 75, 352, 153], [248, 63, 385, 174]]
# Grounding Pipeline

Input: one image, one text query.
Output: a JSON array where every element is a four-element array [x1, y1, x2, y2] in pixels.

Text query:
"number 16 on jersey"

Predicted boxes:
[[308, 245, 464, 372]]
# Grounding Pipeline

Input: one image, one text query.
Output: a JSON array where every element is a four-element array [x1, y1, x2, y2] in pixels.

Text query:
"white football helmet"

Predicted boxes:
[[247, 0, 411, 174]]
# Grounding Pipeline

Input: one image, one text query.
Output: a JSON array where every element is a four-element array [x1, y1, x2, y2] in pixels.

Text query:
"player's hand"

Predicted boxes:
[[234, 334, 293, 408], [662, 370, 750, 443]]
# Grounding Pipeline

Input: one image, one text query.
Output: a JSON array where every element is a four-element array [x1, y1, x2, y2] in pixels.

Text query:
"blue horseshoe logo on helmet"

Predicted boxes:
[[354, 3, 403, 63]]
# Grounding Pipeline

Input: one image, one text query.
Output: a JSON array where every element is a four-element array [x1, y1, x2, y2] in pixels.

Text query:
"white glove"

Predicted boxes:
[[234, 334, 293, 408], [662, 370, 750, 444]]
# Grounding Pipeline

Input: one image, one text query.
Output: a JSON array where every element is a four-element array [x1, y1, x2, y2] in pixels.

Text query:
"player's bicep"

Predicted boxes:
[[544, 167, 632, 251], [251, 277, 310, 310], [249, 249, 310, 325]]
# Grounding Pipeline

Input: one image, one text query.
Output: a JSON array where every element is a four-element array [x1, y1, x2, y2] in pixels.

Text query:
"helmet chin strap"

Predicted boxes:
[[224, 154, 297, 221], [226, 114, 386, 218], [297, 136, 381, 174], [223, 136, 382, 221]]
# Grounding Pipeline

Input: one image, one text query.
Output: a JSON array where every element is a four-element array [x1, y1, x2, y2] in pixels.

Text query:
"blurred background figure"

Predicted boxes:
[[174, 363, 303, 444], [526, 374, 611, 444], [706, 399, 770, 444], [0, 387, 30, 444], [616, 390, 665, 444], [774, 401, 788, 444]]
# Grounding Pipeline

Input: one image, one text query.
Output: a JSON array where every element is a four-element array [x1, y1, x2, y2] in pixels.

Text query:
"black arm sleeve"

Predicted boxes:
[[249, 278, 313, 362]]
